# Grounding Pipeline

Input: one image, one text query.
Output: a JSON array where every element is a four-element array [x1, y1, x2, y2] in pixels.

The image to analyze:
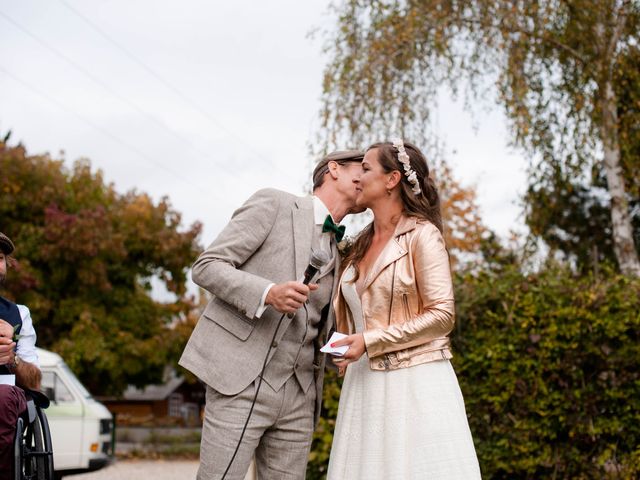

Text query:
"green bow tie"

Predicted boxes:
[[322, 215, 346, 242]]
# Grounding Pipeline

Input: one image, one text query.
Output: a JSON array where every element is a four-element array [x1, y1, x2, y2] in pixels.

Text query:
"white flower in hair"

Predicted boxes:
[[392, 138, 421, 195]]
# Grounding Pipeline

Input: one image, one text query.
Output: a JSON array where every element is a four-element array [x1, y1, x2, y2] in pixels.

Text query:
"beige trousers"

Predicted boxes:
[[197, 376, 315, 480]]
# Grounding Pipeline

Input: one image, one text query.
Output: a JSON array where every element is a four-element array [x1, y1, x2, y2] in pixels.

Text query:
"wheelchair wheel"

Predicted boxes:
[[36, 406, 55, 480], [19, 404, 54, 480], [13, 417, 24, 480]]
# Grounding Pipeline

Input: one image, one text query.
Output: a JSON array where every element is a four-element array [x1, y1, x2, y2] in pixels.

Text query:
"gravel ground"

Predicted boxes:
[[67, 460, 199, 480]]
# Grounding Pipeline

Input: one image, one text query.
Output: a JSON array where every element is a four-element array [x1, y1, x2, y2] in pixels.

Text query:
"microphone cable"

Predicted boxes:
[[221, 304, 309, 480], [221, 250, 328, 478]]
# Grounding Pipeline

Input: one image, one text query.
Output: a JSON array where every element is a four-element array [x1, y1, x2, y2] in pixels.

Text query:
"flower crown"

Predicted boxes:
[[392, 138, 421, 195]]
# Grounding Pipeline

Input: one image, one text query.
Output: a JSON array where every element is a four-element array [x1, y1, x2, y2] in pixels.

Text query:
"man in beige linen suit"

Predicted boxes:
[[179, 150, 364, 480]]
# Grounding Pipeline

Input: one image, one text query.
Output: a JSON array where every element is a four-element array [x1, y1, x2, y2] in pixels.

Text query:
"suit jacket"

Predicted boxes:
[[179, 188, 338, 424]]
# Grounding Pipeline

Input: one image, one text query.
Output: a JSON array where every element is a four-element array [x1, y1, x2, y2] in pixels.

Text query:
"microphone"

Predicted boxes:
[[303, 250, 331, 285], [287, 251, 331, 319]]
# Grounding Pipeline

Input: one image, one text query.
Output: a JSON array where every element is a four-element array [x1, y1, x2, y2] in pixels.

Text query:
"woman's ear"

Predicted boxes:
[[387, 170, 402, 190]]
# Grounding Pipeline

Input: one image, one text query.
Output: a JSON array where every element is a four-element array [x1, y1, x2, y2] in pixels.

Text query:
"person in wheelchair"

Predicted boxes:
[[0, 232, 42, 480]]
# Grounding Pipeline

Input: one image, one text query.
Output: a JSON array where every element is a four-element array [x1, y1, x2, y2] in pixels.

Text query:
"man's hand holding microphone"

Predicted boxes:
[[265, 282, 319, 314], [264, 250, 330, 315]]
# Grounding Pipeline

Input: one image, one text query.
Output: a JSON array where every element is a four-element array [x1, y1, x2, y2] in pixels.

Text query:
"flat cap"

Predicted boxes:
[[0, 232, 14, 255], [324, 149, 364, 163], [312, 149, 365, 189]]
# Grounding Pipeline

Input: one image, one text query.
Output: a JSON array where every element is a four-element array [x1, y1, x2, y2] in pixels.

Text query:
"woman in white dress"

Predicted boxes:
[[326, 140, 481, 479]]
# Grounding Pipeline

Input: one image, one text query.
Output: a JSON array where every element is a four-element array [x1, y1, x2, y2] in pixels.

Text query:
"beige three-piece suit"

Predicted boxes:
[[180, 188, 339, 480]]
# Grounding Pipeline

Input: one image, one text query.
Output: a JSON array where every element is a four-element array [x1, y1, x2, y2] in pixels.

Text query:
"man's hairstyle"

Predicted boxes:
[[312, 150, 364, 190]]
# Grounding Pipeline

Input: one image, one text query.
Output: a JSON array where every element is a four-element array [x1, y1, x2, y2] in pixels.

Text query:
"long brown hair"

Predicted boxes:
[[346, 141, 443, 280]]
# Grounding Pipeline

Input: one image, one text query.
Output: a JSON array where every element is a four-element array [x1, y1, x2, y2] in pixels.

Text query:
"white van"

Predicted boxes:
[[37, 348, 114, 478]]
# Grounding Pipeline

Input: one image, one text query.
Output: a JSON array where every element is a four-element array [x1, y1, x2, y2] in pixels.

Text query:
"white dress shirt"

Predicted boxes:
[[16, 305, 40, 367]]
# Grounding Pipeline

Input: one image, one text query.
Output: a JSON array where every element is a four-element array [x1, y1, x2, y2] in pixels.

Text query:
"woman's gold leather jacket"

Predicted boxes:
[[334, 216, 455, 371]]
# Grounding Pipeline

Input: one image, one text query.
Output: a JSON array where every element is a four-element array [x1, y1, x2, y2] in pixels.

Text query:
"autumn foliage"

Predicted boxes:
[[436, 160, 487, 268], [0, 141, 201, 395]]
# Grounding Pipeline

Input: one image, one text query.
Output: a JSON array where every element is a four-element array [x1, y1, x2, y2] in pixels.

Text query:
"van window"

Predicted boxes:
[[61, 363, 93, 399], [41, 371, 75, 403]]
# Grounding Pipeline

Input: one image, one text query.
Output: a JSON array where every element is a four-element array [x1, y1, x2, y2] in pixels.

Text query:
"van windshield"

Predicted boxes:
[[61, 363, 93, 399]]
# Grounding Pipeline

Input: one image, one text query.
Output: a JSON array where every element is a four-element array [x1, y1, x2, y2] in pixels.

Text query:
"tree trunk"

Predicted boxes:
[[601, 80, 640, 277]]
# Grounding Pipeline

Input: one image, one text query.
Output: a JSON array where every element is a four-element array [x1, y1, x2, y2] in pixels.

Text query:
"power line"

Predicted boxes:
[[0, 8, 245, 181], [57, 0, 298, 181], [0, 65, 237, 208]]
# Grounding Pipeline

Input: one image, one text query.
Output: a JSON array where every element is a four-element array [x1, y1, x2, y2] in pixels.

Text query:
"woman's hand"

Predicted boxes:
[[331, 333, 366, 372]]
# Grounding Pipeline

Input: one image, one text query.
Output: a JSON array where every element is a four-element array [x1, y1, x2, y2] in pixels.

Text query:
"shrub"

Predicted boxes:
[[455, 263, 640, 479]]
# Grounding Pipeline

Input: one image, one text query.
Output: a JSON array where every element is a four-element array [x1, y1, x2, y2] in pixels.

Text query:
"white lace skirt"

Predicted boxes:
[[326, 357, 482, 480]]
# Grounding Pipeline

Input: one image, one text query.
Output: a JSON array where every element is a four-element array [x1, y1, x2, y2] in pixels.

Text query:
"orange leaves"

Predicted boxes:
[[435, 160, 488, 269]]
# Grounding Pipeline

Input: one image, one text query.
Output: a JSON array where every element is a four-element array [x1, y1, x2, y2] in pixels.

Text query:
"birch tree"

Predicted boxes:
[[321, 0, 640, 276]]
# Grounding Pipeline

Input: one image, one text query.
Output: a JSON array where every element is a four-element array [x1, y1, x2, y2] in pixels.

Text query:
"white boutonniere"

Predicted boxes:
[[337, 237, 353, 257]]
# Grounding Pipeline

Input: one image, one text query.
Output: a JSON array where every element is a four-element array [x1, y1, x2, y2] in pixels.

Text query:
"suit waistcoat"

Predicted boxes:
[[0, 296, 21, 375]]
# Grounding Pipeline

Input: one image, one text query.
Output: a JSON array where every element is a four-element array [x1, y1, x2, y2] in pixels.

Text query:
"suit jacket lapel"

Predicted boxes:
[[314, 240, 336, 280], [292, 196, 314, 281], [270, 196, 314, 346], [330, 240, 339, 274], [318, 240, 341, 345]]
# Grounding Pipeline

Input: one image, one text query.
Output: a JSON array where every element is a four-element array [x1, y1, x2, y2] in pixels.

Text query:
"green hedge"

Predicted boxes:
[[307, 264, 640, 479]]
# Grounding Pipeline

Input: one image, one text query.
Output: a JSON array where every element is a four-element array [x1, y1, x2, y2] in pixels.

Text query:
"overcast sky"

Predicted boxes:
[[1, 0, 527, 252]]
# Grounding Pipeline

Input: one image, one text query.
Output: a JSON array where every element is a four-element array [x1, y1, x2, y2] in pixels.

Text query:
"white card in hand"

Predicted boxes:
[[320, 332, 349, 356]]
